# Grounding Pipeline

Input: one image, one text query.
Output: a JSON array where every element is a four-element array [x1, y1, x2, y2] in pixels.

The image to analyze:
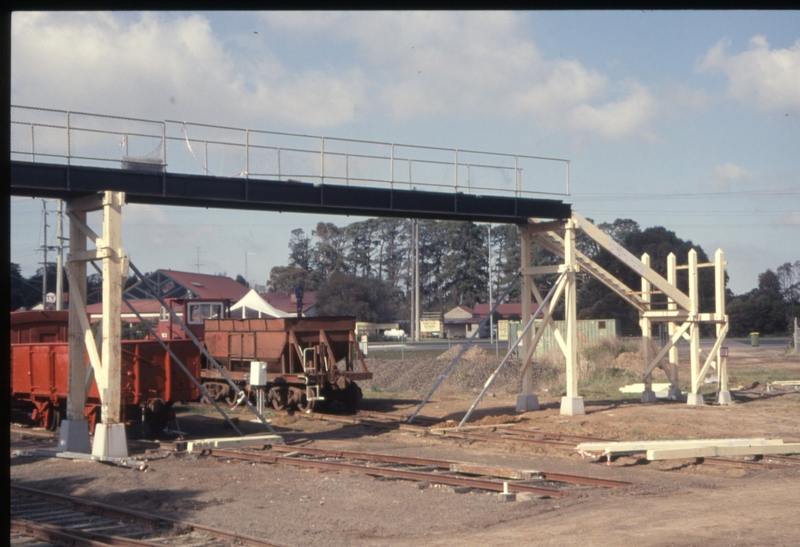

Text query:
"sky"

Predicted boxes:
[[9, 10, 800, 296]]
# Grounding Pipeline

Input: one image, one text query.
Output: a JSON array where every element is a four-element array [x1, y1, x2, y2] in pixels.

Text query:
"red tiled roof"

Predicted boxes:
[[471, 302, 541, 318], [160, 270, 249, 301], [260, 291, 317, 314]]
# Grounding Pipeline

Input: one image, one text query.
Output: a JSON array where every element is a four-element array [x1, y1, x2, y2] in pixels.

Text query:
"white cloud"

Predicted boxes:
[[698, 34, 800, 112], [12, 12, 367, 128], [13, 11, 659, 139], [264, 11, 659, 139], [711, 162, 752, 191]]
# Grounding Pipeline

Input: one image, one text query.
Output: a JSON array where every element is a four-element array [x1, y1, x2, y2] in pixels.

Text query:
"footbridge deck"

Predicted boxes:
[[10, 105, 571, 223]]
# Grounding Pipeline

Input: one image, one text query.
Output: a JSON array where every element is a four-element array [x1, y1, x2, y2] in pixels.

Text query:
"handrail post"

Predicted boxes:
[[454, 149, 458, 191], [320, 137, 325, 184], [245, 129, 250, 179], [566, 160, 570, 195], [30, 124, 35, 162], [66, 112, 71, 165], [390, 144, 395, 189]]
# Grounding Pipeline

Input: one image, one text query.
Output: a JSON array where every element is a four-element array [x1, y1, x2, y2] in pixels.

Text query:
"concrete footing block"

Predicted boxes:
[[497, 493, 517, 502], [686, 393, 706, 406], [92, 423, 128, 459], [668, 387, 684, 401], [641, 390, 658, 403], [57, 420, 91, 454], [516, 394, 540, 413], [560, 396, 585, 416], [717, 391, 732, 405]]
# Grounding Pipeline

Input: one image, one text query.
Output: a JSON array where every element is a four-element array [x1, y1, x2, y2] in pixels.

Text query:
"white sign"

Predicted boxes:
[[45, 292, 56, 304]]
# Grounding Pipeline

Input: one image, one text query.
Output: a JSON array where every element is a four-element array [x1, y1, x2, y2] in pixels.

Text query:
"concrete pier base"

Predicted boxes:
[[57, 420, 91, 454], [686, 393, 706, 406], [515, 394, 540, 413], [717, 391, 733, 405], [668, 387, 684, 400], [641, 390, 658, 403], [92, 423, 128, 459], [560, 396, 585, 416]]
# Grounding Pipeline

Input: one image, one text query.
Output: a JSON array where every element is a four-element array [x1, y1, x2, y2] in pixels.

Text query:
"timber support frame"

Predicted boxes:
[[58, 191, 129, 458], [517, 211, 730, 415]]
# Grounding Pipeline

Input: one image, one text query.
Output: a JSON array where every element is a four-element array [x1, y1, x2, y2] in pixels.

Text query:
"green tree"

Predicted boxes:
[[267, 265, 317, 293], [312, 222, 349, 279], [288, 228, 313, 271], [315, 272, 400, 322]]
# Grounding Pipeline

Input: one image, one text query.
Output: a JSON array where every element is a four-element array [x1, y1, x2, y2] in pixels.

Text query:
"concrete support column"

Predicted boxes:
[[687, 249, 704, 406], [560, 218, 584, 416], [640, 253, 657, 403], [666, 253, 682, 400], [517, 227, 539, 412]]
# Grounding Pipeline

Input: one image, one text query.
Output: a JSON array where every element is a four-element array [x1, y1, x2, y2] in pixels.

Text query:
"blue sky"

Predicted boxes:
[[10, 11, 800, 295]]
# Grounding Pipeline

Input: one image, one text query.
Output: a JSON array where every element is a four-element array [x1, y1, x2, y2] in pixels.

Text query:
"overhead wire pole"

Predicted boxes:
[[127, 260, 276, 433], [459, 270, 567, 428], [55, 200, 64, 310], [408, 272, 521, 424]]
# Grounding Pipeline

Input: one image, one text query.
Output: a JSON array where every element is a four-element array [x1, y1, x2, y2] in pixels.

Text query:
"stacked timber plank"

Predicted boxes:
[[576, 438, 800, 461]]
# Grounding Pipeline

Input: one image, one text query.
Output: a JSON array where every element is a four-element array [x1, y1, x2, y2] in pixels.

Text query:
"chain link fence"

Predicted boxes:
[[12, 105, 570, 197]]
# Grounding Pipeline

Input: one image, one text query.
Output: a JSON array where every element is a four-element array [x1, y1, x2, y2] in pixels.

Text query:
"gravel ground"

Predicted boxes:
[[10, 341, 800, 547]]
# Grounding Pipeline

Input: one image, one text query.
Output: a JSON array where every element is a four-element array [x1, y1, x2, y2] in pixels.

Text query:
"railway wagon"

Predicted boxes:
[[10, 310, 202, 435], [202, 316, 372, 412]]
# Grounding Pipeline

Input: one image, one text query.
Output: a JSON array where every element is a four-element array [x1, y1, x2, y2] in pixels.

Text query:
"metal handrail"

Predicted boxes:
[[11, 104, 570, 197]]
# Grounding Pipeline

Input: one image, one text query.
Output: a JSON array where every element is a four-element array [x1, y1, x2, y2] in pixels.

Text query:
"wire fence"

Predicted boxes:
[[11, 105, 570, 198]]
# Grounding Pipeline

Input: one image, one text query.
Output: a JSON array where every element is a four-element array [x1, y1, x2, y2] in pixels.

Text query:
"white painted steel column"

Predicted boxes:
[[687, 249, 704, 406], [59, 203, 91, 454], [715, 249, 732, 405], [516, 226, 539, 412], [93, 191, 129, 458], [666, 253, 682, 400], [560, 217, 584, 416], [641, 253, 657, 403]]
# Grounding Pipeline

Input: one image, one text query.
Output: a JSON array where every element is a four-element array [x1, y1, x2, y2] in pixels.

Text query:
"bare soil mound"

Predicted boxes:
[[361, 344, 540, 395]]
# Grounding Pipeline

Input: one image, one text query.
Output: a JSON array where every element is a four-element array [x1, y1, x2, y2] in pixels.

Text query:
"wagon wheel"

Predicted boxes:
[[268, 387, 288, 411], [144, 399, 170, 438], [341, 382, 363, 414], [296, 391, 315, 414], [45, 406, 61, 432]]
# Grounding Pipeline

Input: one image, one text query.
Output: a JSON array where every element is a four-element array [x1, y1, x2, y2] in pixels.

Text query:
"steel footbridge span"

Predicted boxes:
[[10, 105, 572, 223]]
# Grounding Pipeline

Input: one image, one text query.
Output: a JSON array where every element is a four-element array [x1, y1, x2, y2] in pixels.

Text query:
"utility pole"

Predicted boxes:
[[55, 200, 64, 310], [41, 200, 48, 308], [414, 220, 421, 342], [195, 247, 204, 273], [488, 223, 493, 344]]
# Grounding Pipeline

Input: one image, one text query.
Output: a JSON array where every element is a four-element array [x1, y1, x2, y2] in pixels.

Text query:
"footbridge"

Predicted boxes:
[[10, 105, 571, 223], [10, 106, 729, 461]]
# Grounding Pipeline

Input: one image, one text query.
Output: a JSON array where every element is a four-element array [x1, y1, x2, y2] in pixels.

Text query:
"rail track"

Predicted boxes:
[[193, 444, 634, 495], [10, 484, 289, 547]]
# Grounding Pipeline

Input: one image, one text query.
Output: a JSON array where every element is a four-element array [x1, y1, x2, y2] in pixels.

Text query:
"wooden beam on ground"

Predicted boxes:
[[187, 435, 284, 452], [647, 443, 800, 460], [577, 438, 784, 457]]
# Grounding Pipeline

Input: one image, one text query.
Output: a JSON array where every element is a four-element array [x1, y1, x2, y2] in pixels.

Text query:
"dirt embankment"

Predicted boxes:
[[360, 344, 533, 395]]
